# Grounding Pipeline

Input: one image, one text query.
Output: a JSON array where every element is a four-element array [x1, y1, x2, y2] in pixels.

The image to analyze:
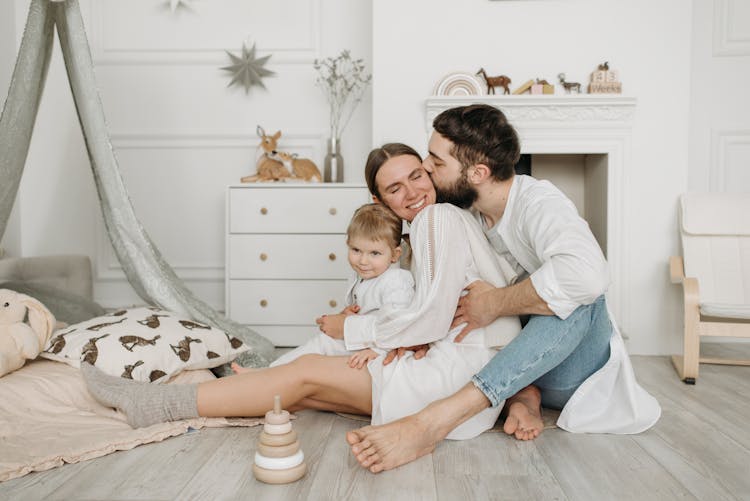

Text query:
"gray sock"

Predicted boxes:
[[80, 362, 199, 429]]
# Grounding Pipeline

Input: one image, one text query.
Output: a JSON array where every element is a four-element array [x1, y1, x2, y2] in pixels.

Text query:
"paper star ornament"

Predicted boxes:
[[221, 43, 275, 94], [168, 0, 192, 13]]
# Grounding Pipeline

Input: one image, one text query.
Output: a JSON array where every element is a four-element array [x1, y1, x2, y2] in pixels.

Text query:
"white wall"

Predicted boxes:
[[2, 0, 744, 355], [372, 0, 693, 355], [688, 0, 750, 193], [2, 0, 373, 309]]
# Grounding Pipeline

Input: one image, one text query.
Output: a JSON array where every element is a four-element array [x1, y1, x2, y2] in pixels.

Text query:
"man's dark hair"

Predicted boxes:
[[432, 104, 521, 181]]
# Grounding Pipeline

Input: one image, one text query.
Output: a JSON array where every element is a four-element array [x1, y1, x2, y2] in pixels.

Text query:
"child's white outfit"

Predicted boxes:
[[270, 267, 414, 367]]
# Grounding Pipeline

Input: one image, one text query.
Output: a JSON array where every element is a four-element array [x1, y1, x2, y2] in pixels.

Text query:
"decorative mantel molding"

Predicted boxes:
[[425, 95, 637, 131]]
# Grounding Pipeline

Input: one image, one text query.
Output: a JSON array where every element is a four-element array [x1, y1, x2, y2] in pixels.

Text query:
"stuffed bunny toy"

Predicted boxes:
[[0, 288, 56, 377]]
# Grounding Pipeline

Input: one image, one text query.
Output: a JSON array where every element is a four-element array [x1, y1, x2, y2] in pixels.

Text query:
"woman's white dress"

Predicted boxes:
[[344, 203, 521, 440]]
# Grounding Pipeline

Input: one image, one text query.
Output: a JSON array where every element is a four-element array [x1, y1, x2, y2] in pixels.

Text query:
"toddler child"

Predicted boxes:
[[264, 203, 414, 369]]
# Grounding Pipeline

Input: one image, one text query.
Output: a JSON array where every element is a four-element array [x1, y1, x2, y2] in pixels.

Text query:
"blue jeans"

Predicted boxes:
[[472, 295, 612, 410]]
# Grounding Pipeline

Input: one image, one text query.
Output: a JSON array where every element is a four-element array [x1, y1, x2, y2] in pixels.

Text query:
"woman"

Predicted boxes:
[[82, 144, 519, 440]]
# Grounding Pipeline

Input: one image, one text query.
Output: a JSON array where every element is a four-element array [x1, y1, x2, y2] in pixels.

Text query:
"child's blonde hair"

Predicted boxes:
[[346, 203, 402, 249]]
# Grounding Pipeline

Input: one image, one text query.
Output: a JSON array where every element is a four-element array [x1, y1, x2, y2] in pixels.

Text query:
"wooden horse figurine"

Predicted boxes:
[[476, 68, 511, 95]]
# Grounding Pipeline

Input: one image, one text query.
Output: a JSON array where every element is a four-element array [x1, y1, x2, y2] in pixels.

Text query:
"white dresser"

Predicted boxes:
[[225, 184, 371, 346]]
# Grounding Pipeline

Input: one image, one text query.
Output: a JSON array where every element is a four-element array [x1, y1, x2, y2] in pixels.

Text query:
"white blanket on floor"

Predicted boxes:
[[0, 360, 261, 482]]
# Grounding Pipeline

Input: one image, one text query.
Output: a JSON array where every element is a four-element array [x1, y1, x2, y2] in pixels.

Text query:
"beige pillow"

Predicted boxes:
[[40, 307, 248, 383]]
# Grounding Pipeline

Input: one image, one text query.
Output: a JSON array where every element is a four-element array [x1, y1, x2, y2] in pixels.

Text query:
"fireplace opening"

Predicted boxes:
[[517, 153, 608, 256]]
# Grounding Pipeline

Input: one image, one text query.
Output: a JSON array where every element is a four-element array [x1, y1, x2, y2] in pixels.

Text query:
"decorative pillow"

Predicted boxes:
[[40, 307, 249, 383]]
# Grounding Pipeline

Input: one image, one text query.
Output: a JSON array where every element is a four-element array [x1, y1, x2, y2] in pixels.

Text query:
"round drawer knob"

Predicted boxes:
[[329, 207, 337, 216], [260, 253, 268, 261], [329, 300, 337, 308], [260, 207, 268, 215], [260, 299, 268, 307], [328, 253, 336, 261]]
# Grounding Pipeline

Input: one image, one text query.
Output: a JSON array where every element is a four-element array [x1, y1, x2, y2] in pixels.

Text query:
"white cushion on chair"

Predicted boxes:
[[700, 302, 750, 319], [680, 193, 750, 308], [680, 193, 750, 236]]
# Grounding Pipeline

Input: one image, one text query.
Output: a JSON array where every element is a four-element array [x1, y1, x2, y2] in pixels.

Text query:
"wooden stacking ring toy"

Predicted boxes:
[[252, 395, 307, 484]]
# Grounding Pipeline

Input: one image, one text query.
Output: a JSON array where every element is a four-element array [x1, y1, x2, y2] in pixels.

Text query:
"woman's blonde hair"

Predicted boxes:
[[346, 203, 402, 249]]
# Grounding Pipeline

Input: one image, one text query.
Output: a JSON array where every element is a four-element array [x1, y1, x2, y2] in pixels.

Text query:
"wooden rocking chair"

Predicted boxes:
[[670, 192, 750, 384]]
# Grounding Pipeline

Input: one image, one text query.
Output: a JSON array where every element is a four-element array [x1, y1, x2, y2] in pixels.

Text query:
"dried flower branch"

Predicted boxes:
[[314, 50, 372, 139]]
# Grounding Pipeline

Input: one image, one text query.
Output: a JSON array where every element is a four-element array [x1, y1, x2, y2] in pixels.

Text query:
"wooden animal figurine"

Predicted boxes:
[[533, 78, 554, 94], [476, 68, 511, 95], [253, 395, 307, 484], [241, 126, 292, 182], [558, 73, 581, 93], [268, 151, 322, 182]]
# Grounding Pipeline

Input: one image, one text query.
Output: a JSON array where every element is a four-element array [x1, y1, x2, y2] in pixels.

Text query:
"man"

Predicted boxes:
[[346, 104, 659, 473]]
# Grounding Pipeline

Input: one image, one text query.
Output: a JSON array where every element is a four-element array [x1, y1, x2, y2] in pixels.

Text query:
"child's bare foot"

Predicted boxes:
[[230, 362, 259, 375], [502, 385, 544, 441]]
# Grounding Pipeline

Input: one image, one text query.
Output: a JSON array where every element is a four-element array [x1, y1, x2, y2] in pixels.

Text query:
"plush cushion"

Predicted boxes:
[[0, 281, 106, 325], [680, 193, 750, 236], [700, 302, 750, 320], [40, 307, 249, 383]]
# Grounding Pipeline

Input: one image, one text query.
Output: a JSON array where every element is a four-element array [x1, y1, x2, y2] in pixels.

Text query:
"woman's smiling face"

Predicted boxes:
[[374, 154, 437, 222]]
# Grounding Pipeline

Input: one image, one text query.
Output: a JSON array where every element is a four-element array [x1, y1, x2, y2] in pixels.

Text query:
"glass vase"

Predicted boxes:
[[323, 137, 344, 183]]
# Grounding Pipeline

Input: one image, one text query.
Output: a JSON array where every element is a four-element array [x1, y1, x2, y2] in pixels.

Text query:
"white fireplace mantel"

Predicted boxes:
[[425, 95, 636, 130], [424, 94, 637, 337]]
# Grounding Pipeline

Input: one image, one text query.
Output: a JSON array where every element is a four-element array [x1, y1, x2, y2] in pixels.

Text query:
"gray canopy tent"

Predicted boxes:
[[0, 0, 274, 367]]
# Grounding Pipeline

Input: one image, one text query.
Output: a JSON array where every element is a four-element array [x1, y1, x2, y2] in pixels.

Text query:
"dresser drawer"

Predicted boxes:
[[229, 187, 370, 234], [229, 234, 351, 279], [228, 280, 348, 325]]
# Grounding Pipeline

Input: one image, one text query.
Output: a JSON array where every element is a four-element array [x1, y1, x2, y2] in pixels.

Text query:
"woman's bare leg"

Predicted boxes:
[[198, 354, 373, 417], [82, 355, 372, 428]]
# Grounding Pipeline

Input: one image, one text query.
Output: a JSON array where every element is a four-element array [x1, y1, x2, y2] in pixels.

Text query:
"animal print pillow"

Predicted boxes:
[[40, 307, 249, 383]]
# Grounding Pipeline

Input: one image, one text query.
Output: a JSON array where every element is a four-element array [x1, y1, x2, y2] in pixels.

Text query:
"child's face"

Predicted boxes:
[[347, 236, 401, 280]]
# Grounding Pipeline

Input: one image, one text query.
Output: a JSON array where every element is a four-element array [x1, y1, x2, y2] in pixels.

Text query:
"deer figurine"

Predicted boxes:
[[557, 73, 581, 94], [241, 126, 292, 182], [476, 68, 511, 95], [268, 151, 322, 182]]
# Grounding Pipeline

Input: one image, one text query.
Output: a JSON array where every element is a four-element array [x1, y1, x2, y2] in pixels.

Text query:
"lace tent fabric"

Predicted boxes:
[[0, 0, 274, 368]]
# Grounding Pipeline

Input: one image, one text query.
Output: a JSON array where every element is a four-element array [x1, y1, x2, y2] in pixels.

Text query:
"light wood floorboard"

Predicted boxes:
[[1, 352, 749, 501]]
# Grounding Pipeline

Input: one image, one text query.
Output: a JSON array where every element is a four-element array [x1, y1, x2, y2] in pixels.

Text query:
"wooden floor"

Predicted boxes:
[[2, 348, 750, 500]]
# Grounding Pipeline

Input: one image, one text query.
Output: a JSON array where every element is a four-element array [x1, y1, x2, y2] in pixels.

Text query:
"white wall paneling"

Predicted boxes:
[[96, 132, 323, 282], [713, 0, 750, 56], [691, 0, 750, 195], [710, 130, 750, 192], [89, 0, 321, 64]]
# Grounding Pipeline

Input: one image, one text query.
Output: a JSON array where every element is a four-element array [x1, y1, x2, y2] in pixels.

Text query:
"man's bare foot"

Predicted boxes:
[[345, 415, 439, 473], [345, 383, 490, 473], [502, 385, 543, 441]]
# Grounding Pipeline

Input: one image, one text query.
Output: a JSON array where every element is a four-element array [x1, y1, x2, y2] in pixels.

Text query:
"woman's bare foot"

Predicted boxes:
[[502, 385, 543, 441], [346, 414, 439, 473], [230, 362, 260, 375]]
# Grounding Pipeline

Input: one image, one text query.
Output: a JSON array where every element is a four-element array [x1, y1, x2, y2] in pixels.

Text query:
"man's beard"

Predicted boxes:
[[434, 172, 478, 209]]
